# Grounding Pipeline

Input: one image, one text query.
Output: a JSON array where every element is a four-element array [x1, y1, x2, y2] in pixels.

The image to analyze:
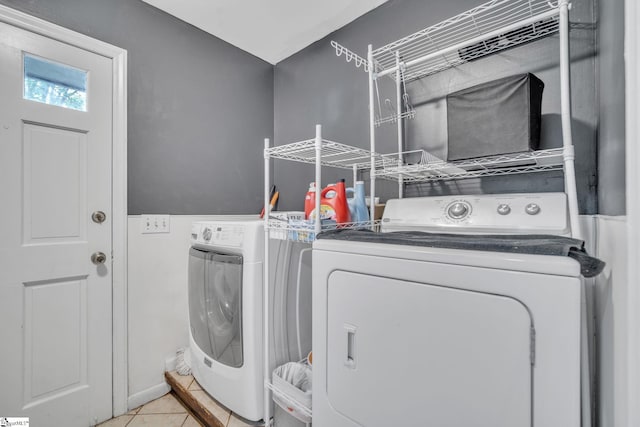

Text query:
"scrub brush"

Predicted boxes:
[[175, 347, 192, 376]]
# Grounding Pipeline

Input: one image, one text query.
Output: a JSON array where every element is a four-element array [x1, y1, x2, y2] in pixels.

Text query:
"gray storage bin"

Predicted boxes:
[[446, 73, 544, 161]]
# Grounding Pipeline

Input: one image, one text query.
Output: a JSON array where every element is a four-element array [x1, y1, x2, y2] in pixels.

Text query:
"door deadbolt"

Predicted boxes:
[[92, 211, 106, 224], [91, 252, 107, 265]]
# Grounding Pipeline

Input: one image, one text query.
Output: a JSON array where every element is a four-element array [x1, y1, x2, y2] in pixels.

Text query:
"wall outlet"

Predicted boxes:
[[141, 214, 170, 233]]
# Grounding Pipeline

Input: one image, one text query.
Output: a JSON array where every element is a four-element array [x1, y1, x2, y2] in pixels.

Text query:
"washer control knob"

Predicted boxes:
[[525, 203, 541, 215], [448, 202, 469, 219], [497, 204, 511, 215], [203, 227, 212, 241]]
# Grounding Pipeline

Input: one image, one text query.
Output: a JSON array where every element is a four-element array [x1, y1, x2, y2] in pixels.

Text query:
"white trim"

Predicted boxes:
[[0, 4, 129, 418], [111, 50, 129, 417], [127, 383, 171, 411], [625, 0, 640, 425]]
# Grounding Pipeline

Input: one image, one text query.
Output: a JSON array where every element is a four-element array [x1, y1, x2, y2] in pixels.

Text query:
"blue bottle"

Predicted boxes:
[[346, 181, 369, 226]]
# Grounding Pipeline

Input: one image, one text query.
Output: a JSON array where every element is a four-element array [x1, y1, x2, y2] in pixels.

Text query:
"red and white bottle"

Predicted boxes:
[[304, 182, 316, 220]]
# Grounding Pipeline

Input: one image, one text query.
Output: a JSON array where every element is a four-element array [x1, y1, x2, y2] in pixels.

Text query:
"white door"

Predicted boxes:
[[0, 21, 113, 426]]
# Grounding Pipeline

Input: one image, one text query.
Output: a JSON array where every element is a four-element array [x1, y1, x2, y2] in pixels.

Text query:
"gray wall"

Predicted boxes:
[[597, 0, 626, 215], [274, 0, 600, 214], [0, 0, 274, 215]]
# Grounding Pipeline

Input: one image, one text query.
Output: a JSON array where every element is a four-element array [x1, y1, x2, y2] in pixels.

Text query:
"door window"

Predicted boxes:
[[23, 54, 87, 111]]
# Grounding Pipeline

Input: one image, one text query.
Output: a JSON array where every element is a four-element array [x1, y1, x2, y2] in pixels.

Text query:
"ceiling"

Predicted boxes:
[[140, 0, 388, 64]]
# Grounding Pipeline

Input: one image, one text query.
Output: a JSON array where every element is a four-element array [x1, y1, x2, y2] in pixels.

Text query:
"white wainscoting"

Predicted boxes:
[[593, 215, 627, 427]]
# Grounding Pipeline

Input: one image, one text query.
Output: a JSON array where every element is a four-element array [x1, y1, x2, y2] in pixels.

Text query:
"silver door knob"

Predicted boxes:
[[92, 211, 106, 224], [91, 252, 107, 265]]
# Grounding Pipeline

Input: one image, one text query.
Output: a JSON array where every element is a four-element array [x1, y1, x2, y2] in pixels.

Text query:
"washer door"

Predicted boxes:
[[189, 247, 243, 368]]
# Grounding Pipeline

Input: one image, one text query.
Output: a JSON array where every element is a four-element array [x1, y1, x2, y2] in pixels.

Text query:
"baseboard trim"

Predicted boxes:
[[127, 382, 171, 410]]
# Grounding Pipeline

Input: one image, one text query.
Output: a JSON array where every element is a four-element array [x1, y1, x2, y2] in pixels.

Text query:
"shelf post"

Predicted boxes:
[[395, 51, 404, 199], [262, 138, 272, 426], [352, 164, 358, 188], [368, 44, 377, 225], [315, 125, 322, 236], [558, 0, 582, 239]]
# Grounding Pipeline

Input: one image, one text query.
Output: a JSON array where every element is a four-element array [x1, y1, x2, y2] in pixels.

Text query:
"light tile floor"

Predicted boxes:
[[98, 376, 254, 427]]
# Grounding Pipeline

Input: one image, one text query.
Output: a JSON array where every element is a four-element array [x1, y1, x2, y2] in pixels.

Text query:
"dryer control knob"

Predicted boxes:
[[525, 203, 541, 215], [448, 202, 469, 219], [497, 204, 511, 215], [203, 227, 212, 241]]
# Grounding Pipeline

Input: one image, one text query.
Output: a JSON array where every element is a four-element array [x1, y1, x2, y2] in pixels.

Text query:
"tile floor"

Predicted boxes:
[[99, 375, 254, 427]]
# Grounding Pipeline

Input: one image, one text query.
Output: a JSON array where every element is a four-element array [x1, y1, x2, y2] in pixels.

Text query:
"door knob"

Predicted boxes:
[[91, 252, 107, 265], [92, 211, 106, 224]]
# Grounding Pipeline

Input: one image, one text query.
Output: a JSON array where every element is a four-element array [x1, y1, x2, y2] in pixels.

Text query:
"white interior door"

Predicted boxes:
[[0, 21, 113, 426]]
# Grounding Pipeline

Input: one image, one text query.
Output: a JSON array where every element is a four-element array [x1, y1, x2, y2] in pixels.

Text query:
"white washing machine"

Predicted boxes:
[[189, 219, 312, 422], [312, 193, 598, 427], [189, 220, 265, 421]]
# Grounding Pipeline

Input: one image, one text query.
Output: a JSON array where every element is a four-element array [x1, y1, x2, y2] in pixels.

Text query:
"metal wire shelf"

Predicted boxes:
[[265, 139, 396, 170], [377, 147, 565, 182], [266, 217, 381, 242], [372, 0, 560, 82]]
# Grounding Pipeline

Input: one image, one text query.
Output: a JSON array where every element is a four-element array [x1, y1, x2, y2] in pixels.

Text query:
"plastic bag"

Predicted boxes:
[[272, 362, 312, 423]]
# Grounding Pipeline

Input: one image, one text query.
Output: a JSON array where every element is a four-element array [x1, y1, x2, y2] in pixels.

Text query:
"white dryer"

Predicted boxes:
[[312, 193, 599, 427]]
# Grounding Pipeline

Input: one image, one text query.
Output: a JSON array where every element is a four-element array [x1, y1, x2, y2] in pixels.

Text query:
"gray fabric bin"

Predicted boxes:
[[446, 73, 544, 161]]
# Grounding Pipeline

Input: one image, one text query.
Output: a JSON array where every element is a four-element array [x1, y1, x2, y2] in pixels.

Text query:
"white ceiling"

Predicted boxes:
[[141, 0, 388, 64]]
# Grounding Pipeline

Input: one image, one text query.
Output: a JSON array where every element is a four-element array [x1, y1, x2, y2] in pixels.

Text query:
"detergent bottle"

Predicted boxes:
[[304, 182, 316, 219], [309, 179, 351, 224], [346, 181, 369, 225]]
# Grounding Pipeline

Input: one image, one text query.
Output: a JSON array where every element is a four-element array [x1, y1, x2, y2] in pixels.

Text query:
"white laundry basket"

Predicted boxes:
[[271, 361, 312, 424]]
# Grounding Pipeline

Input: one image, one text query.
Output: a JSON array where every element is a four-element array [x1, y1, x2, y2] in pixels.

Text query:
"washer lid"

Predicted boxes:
[[316, 229, 604, 277], [313, 238, 581, 277]]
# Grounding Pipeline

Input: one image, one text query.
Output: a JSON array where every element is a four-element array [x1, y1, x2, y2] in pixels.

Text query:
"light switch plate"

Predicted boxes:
[[141, 214, 170, 233]]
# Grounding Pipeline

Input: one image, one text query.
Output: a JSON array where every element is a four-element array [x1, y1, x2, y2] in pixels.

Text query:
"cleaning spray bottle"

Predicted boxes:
[[346, 181, 369, 225]]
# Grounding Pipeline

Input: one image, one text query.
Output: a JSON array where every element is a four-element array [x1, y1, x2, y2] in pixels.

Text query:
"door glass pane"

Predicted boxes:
[[204, 252, 243, 368], [23, 54, 87, 112]]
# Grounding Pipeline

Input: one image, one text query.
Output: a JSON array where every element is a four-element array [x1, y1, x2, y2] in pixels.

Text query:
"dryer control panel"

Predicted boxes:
[[382, 192, 569, 235]]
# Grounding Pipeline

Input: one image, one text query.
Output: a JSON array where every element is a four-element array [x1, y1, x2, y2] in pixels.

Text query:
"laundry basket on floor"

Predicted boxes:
[[271, 361, 312, 424]]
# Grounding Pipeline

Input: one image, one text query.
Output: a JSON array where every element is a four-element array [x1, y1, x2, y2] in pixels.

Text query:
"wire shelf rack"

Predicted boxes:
[[265, 139, 395, 170], [266, 217, 381, 242], [373, 0, 560, 82], [377, 147, 565, 182]]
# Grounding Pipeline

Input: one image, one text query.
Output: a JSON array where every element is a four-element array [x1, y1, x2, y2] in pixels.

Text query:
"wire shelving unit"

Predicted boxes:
[[359, 0, 580, 238]]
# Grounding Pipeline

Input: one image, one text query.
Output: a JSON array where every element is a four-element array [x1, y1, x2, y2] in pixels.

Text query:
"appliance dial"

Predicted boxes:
[[446, 201, 471, 220], [497, 204, 511, 215], [525, 203, 541, 215], [203, 227, 212, 241]]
